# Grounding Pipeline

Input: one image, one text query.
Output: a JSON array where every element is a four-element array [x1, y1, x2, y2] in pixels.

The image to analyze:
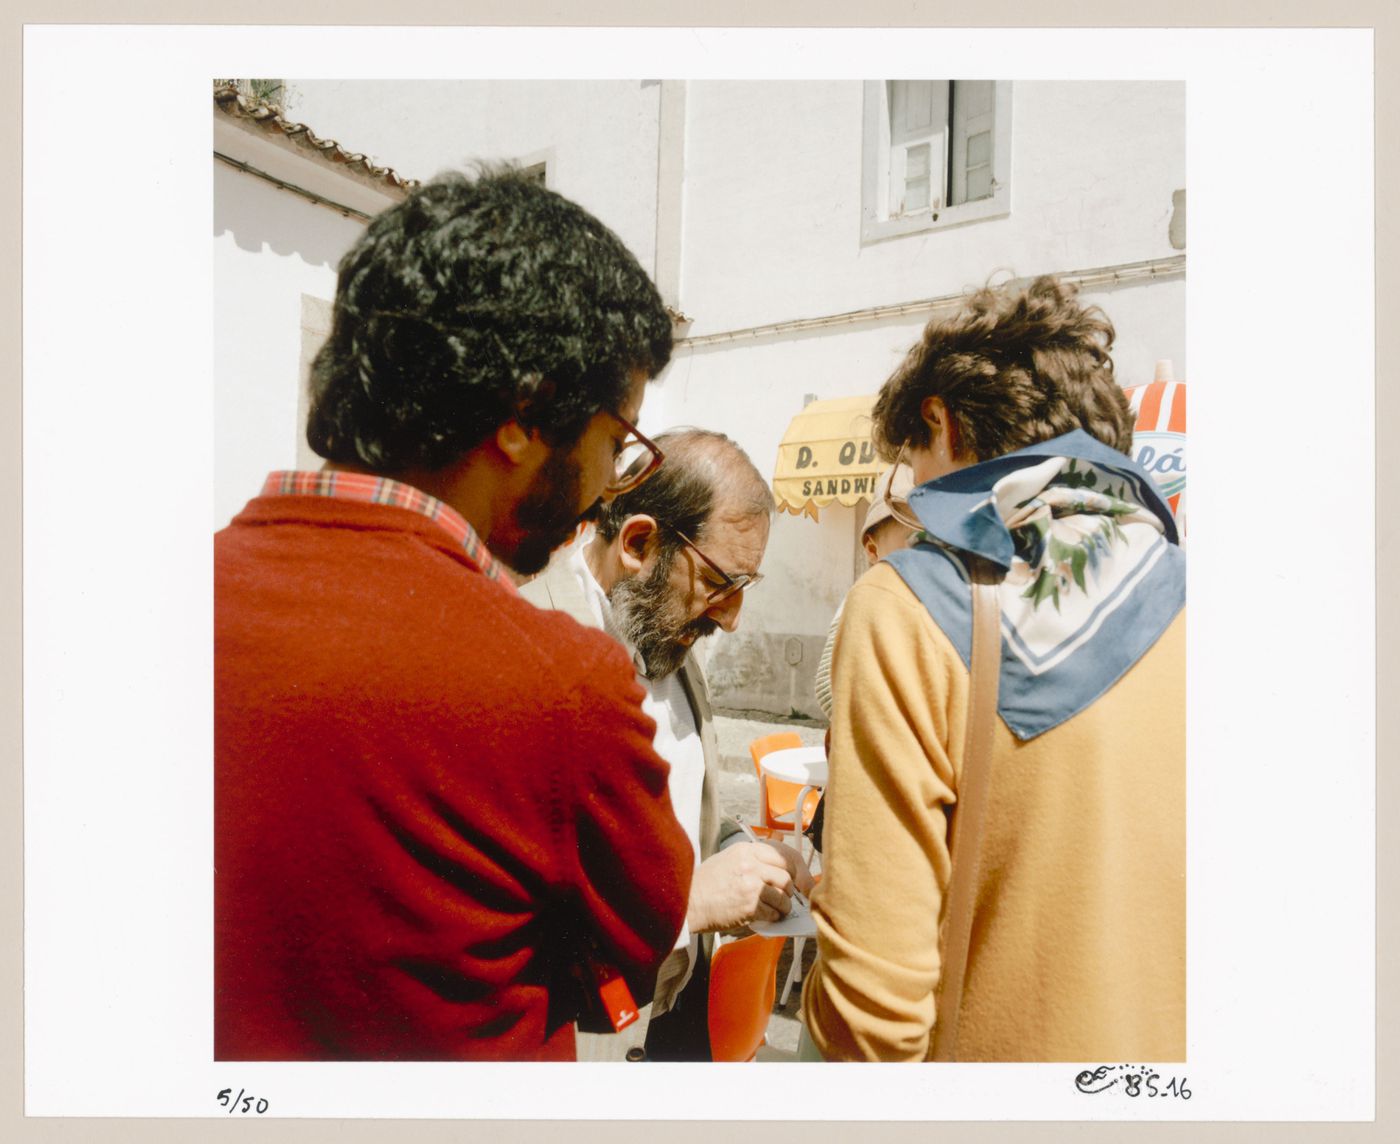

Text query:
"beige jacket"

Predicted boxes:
[[521, 553, 729, 1061], [802, 561, 1185, 1062]]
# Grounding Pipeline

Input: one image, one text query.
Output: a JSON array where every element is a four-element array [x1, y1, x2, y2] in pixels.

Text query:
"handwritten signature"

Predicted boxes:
[[1075, 1065, 1191, 1100]]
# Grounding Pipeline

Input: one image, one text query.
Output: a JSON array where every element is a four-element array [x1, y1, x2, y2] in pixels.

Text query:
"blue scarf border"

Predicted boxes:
[[884, 430, 1185, 740]]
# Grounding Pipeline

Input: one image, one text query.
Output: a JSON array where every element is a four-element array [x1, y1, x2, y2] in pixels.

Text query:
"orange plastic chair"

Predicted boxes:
[[708, 934, 786, 1062], [748, 732, 822, 836]]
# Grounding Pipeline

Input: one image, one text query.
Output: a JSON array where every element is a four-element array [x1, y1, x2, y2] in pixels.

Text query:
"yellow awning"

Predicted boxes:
[[772, 394, 889, 520]]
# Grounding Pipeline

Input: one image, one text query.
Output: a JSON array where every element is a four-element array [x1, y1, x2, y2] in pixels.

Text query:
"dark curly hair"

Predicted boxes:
[[870, 275, 1134, 464], [306, 166, 673, 471]]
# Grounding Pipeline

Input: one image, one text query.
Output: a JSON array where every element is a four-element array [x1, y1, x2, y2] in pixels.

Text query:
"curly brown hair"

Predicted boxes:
[[870, 276, 1134, 464]]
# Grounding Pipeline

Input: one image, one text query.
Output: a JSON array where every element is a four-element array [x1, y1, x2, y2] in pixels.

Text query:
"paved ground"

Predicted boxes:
[[711, 711, 827, 1060]]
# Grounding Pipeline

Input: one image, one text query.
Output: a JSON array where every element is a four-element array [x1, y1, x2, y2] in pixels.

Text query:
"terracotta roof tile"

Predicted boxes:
[[214, 83, 419, 196]]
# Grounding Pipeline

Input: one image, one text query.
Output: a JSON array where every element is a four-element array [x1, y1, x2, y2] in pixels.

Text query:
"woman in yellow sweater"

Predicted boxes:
[[802, 277, 1186, 1062]]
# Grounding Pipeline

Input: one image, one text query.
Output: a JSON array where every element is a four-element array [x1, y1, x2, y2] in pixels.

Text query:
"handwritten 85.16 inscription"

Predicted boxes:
[[1075, 1065, 1191, 1100]]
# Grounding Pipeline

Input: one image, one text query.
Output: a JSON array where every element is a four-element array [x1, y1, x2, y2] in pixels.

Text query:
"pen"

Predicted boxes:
[[738, 820, 808, 908]]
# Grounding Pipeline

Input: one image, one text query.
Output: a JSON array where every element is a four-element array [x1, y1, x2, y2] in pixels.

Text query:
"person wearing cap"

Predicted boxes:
[[802, 276, 1185, 1062]]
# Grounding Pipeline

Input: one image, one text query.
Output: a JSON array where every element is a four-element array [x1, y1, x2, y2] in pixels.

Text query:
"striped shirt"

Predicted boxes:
[[261, 470, 517, 593]]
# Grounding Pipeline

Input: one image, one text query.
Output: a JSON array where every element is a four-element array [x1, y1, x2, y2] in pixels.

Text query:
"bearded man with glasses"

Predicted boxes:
[[215, 168, 694, 1062], [524, 428, 815, 1061]]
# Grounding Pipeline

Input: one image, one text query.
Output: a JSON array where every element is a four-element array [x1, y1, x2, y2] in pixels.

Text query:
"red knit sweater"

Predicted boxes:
[[215, 494, 693, 1060]]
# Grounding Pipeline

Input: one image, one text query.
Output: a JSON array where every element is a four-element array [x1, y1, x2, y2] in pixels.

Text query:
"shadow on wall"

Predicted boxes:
[[213, 162, 366, 270]]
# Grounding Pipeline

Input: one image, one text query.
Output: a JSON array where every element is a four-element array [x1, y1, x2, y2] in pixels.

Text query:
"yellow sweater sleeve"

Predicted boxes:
[[802, 562, 966, 1061]]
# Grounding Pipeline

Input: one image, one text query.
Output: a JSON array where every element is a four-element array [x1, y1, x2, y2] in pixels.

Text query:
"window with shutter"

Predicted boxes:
[[949, 80, 996, 206], [888, 80, 949, 216], [862, 79, 1011, 243]]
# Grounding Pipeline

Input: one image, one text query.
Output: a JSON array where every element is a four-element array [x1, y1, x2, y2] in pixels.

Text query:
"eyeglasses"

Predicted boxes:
[[884, 446, 926, 534], [668, 524, 764, 605], [604, 411, 665, 496]]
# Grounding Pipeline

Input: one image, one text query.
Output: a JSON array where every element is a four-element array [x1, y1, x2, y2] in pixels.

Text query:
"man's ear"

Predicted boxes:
[[919, 395, 960, 459], [920, 395, 947, 435], [495, 419, 540, 467], [617, 515, 659, 575], [863, 535, 880, 566]]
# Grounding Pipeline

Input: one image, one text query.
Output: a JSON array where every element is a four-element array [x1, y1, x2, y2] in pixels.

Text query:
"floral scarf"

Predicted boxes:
[[884, 429, 1185, 740]]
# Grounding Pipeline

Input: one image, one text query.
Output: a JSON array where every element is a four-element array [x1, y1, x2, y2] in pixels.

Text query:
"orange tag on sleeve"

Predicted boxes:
[[597, 972, 640, 1033]]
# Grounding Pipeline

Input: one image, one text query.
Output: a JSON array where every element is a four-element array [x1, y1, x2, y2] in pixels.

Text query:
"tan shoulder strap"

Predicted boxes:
[[932, 555, 1003, 1062]]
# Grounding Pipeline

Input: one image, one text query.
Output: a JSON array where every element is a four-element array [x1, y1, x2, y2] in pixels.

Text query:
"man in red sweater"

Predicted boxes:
[[215, 169, 693, 1060]]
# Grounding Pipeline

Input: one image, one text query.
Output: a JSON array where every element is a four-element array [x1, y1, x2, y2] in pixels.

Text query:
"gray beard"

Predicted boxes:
[[609, 553, 718, 680]]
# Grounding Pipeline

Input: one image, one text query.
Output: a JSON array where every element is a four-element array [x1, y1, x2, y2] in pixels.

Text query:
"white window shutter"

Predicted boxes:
[[888, 80, 949, 216], [950, 80, 996, 205]]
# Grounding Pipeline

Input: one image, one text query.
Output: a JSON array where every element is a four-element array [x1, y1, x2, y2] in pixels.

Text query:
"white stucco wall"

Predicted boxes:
[[283, 80, 662, 285], [1078, 279, 1187, 386], [213, 162, 366, 529], [677, 80, 1185, 336]]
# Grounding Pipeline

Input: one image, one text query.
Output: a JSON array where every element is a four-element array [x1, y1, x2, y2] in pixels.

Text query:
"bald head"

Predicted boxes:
[[595, 427, 773, 547]]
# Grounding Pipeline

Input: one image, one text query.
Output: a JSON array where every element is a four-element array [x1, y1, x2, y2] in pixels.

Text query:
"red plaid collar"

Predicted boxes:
[[261, 470, 517, 593]]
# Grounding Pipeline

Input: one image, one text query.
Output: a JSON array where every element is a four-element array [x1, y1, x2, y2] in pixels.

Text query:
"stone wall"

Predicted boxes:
[[705, 630, 831, 724]]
